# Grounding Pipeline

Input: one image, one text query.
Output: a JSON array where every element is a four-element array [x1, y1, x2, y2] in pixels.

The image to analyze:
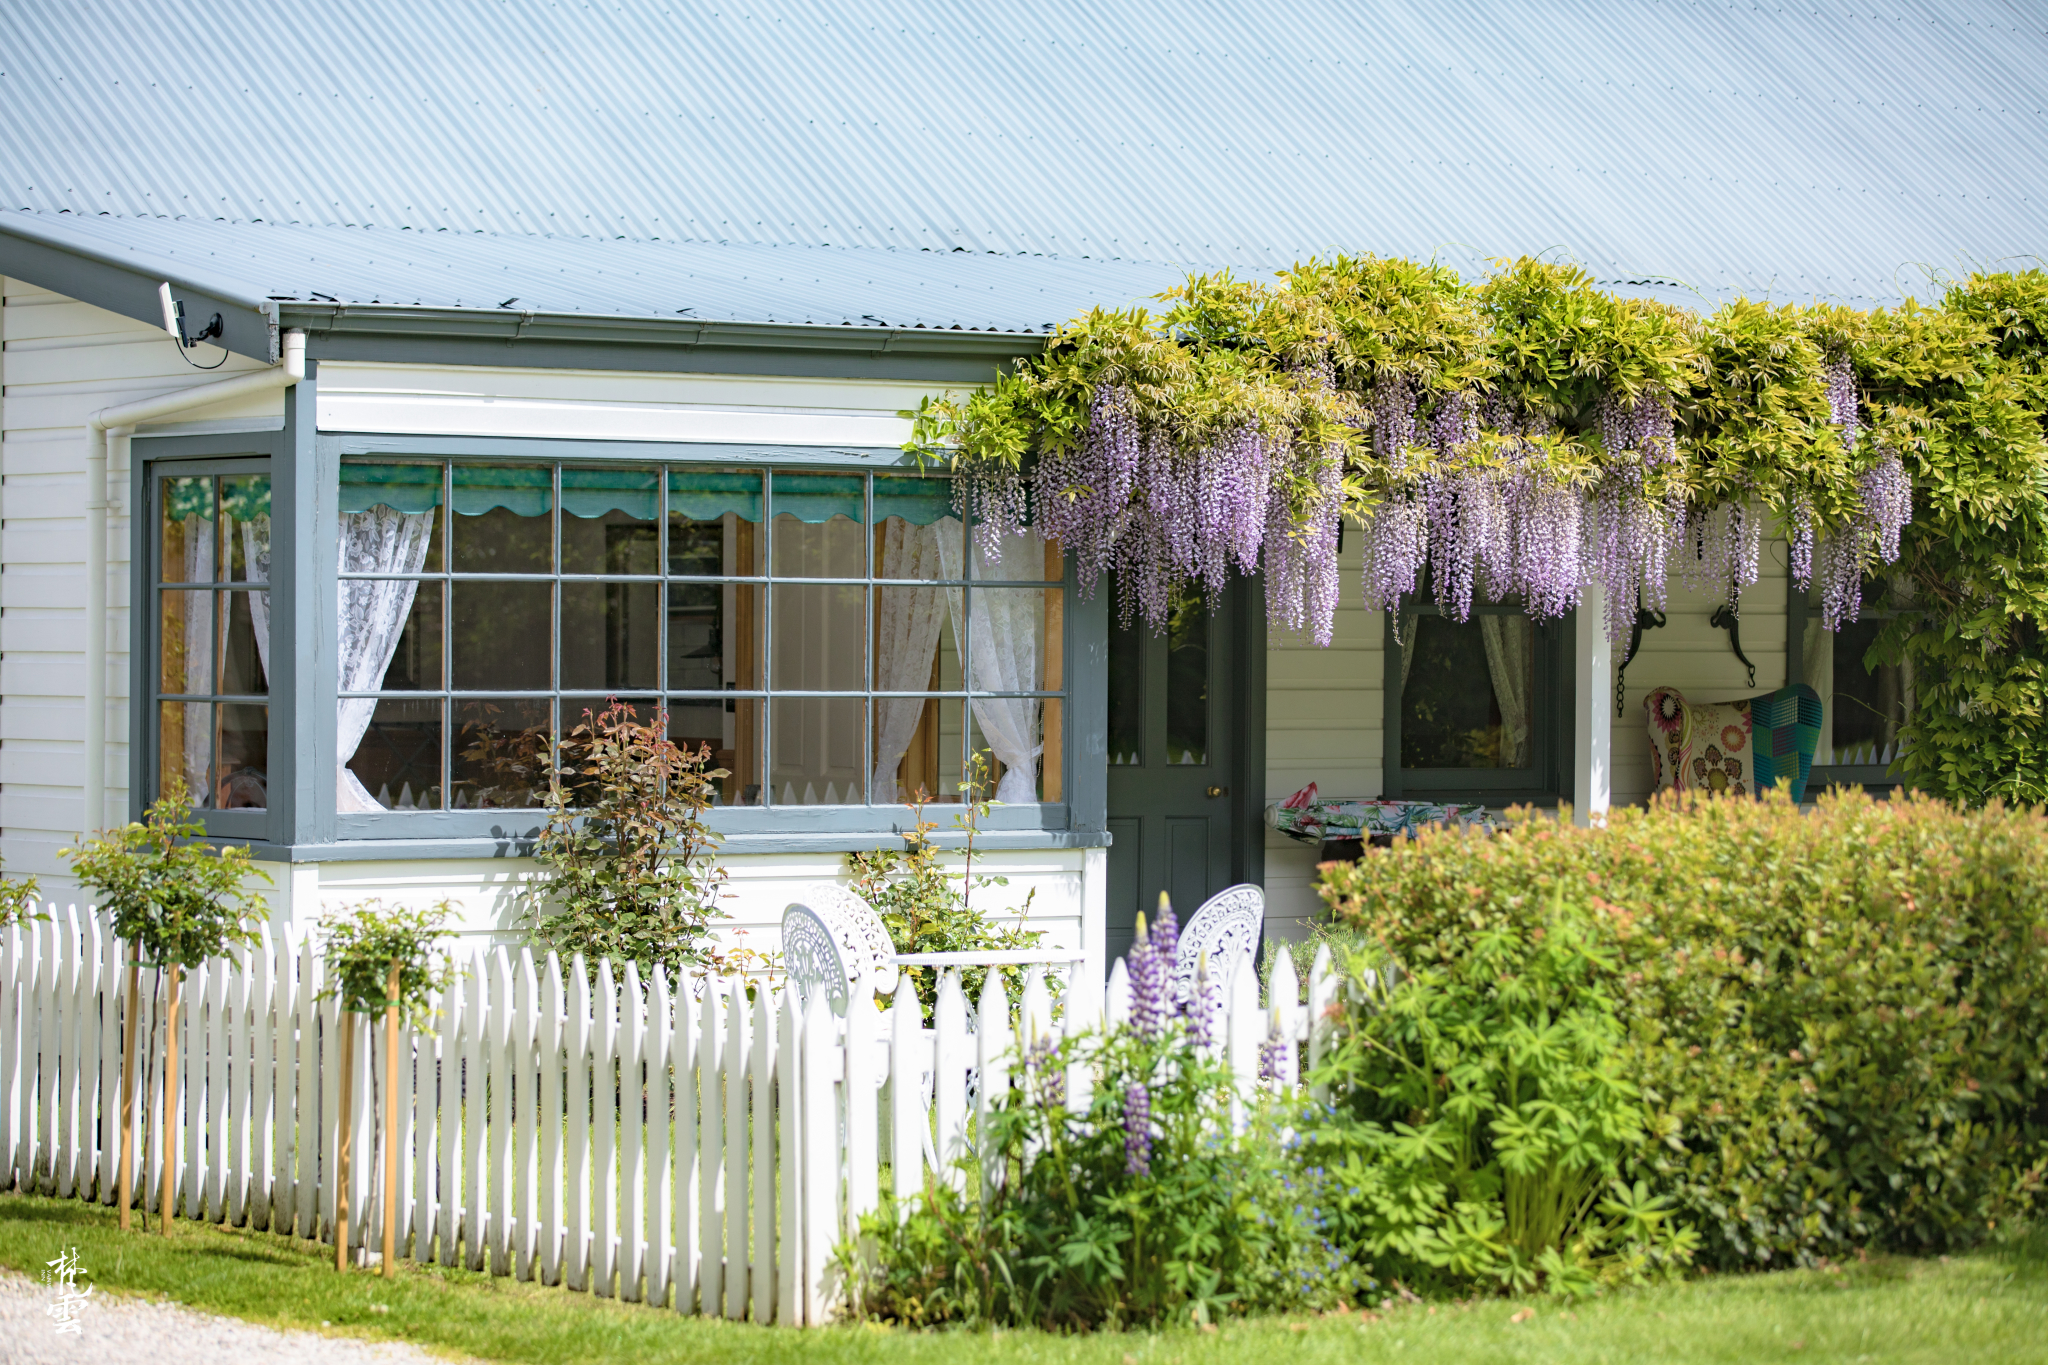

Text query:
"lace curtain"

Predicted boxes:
[[937, 527, 1046, 804], [1478, 615, 1533, 768], [871, 518, 949, 802], [235, 516, 271, 683], [176, 519, 214, 801], [338, 507, 433, 812]]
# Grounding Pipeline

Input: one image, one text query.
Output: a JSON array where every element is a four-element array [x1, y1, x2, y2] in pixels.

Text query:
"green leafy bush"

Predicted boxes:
[[64, 781, 270, 969], [1301, 894, 1697, 1296], [845, 766, 1040, 1013], [528, 699, 732, 977], [317, 900, 458, 1026], [843, 917, 1350, 1329], [0, 857, 40, 929], [1315, 790, 2048, 1270]]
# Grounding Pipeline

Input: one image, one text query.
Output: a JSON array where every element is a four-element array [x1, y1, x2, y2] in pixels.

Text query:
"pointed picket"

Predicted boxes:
[[538, 952, 565, 1285], [671, 972, 700, 1313], [318, 964, 343, 1246], [799, 983, 838, 1325], [975, 971, 1012, 1192], [1306, 944, 1337, 1104], [232, 943, 258, 1226], [695, 976, 723, 1315], [1226, 961, 1260, 1135], [145, 967, 169, 1223], [1063, 961, 1096, 1118], [295, 936, 320, 1239], [619, 960, 645, 1303], [514, 947, 540, 1282], [592, 958, 619, 1298], [932, 971, 970, 1192], [645, 967, 672, 1309], [1268, 945, 1301, 1090], [564, 955, 592, 1291], [1105, 956, 1132, 1030], [1018, 966, 1052, 1056], [436, 957, 465, 1267], [888, 977, 924, 1210], [56, 908, 82, 1199], [489, 949, 516, 1277], [774, 984, 802, 1326], [0, 921, 21, 1192], [183, 958, 206, 1221], [843, 974, 881, 1242], [96, 913, 122, 1205], [37, 918, 59, 1195], [748, 982, 777, 1327], [461, 952, 487, 1270], [721, 973, 749, 1320], [246, 930, 273, 1229]]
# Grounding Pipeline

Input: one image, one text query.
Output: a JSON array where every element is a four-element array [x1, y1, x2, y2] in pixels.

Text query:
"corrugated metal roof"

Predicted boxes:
[[0, 210, 1182, 333], [2, 0, 2043, 321]]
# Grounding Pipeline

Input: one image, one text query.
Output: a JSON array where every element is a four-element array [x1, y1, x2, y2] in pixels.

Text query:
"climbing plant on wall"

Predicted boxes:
[[909, 257, 2048, 804]]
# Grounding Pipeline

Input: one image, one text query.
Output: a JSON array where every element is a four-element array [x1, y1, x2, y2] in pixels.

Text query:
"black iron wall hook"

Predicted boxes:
[[1615, 605, 1668, 718], [1709, 601, 1758, 690]]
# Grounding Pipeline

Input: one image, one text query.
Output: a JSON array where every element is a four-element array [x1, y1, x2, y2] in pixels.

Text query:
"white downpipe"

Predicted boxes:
[[1572, 580, 1613, 827], [81, 330, 305, 835]]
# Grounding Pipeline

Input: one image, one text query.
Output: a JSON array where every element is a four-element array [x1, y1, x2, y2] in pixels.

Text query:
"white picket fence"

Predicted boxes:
[[0, 905, 1337, 1324]]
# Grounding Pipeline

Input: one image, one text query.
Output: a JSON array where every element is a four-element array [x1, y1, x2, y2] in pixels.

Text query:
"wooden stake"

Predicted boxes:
[[118, 960, 138, 1232], [159, 965, 180, 1236], [336, 1011, 355, 1273], [382, 960, 400, 1278]]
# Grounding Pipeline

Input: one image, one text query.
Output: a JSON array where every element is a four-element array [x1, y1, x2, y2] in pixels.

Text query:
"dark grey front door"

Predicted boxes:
[[1104, 580, 1263, 966]]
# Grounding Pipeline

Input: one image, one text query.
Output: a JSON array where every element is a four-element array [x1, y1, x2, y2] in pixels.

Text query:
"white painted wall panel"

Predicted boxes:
[[1263, 538, 1384, 941], [316, 362, 947, 446]]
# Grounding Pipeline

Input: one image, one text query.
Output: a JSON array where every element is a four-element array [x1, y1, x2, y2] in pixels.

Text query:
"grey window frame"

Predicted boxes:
[[1381, 600, 1573, 803], [128, 417, 304, 847], [323, 435, 1077, 843]]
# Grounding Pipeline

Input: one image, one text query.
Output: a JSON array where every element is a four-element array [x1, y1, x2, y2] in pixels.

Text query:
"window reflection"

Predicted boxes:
[[1399, 614, 1534, 770]]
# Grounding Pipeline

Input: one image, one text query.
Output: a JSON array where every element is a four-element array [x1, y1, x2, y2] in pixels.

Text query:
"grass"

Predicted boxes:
[[3, 1192, 2046, 1363]]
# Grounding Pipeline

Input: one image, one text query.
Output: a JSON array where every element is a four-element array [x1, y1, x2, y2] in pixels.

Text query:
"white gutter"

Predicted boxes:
[[82, 328, 305, 835]]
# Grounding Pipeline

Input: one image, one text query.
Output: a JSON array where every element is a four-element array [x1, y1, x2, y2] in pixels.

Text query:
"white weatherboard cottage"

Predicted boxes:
[[0, 0, 1995, 969]]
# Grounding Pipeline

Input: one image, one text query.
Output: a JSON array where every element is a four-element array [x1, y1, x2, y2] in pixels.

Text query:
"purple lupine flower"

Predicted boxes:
[[1123, 1081, 1153, 1175], [1148, 894, 1179, 964], [1186, 960, 1217, 1051], [1127, 931, 1170, 1040]]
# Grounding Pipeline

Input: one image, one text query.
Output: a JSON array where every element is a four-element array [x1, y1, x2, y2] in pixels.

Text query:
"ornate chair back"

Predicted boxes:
[[780, 883, 900, 1011], [1174, 883, 1264, 1002]]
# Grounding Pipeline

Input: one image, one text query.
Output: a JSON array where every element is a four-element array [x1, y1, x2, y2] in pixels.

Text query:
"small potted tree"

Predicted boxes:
[[318, 900, 455, 1274], [66, 781, 269, 1233]]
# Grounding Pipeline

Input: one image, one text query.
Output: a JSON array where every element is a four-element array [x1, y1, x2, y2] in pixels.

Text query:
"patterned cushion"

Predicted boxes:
[[1645, 684, 1823, 802]]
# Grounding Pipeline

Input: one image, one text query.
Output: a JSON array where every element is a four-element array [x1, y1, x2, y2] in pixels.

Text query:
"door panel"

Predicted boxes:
[[1104, 580, 1253, 967]]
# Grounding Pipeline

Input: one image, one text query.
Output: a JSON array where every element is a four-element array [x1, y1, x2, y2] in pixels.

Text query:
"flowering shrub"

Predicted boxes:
[[842, 907, 1352, 1329], [528, 699, 731, 977], [1317, 790, 2048, 1268]]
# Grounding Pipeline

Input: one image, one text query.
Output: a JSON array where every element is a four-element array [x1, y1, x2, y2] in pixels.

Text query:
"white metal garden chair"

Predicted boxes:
[[1172, 883, 1264, 1003], [780, 883, 1087, 1012]]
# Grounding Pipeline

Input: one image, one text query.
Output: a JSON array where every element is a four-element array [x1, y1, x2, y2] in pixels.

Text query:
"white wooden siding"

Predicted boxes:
[[1260, 538, 1796, 938]]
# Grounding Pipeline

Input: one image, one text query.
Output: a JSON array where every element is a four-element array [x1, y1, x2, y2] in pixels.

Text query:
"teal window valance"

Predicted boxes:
[[342, 462, 958, 526]]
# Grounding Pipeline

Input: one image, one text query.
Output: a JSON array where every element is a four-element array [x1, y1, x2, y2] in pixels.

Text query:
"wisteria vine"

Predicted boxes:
[[915, 257, 1922, 646]]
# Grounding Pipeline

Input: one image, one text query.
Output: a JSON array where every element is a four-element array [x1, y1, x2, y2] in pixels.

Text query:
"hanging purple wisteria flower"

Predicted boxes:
[[1034, 382, 1139, 590], [1824, 357, 1861, 450]]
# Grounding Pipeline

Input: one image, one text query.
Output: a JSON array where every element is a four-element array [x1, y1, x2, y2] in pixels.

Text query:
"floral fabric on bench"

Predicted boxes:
[[1644, 684, 1823, 802]]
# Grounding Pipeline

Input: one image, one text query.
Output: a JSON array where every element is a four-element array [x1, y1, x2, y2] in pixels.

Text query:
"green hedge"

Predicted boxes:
[[1315, 791, 2048, 1270]]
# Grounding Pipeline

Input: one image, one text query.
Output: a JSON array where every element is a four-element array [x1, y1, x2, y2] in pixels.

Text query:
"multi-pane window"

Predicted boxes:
[[1801, 575, 1912, 774], [338, 460, 1065, 812], [1384, 600, 1562, 798], [153, 467, 271, 810]]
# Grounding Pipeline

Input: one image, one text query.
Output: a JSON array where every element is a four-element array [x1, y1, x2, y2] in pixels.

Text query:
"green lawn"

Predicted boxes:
[[3, 1192, 2045, 1364]]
